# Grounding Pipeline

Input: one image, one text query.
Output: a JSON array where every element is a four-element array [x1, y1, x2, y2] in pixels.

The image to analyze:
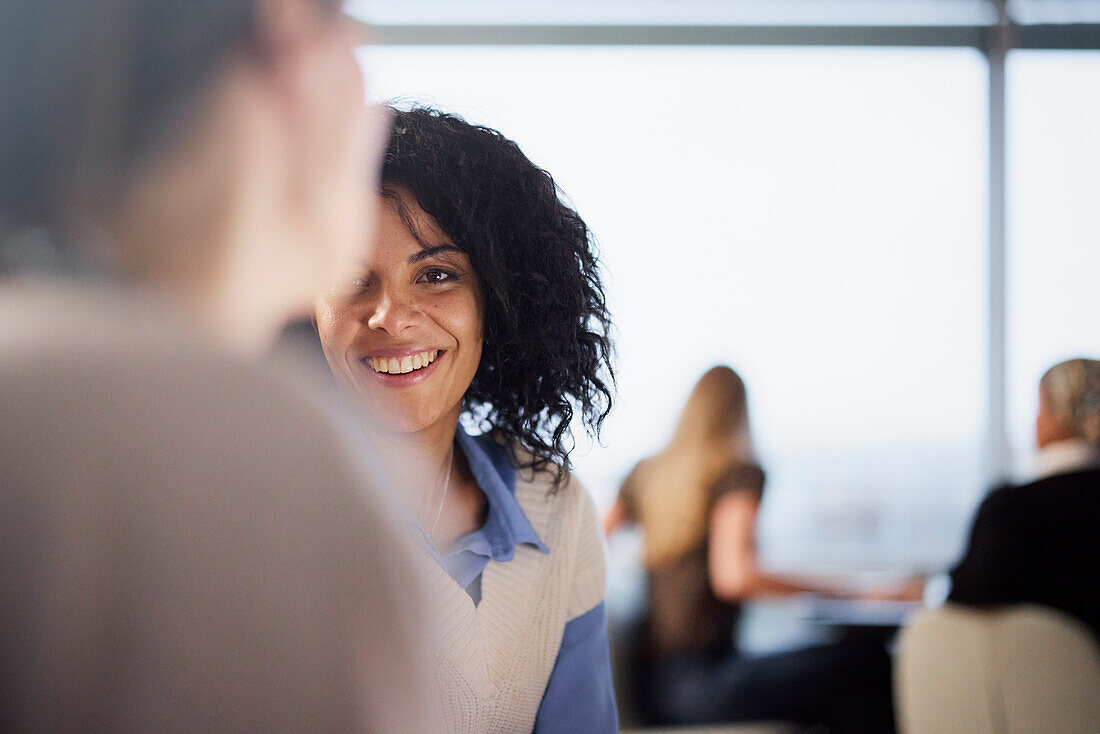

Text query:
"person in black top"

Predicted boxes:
[[948, 358, 1100, 639]]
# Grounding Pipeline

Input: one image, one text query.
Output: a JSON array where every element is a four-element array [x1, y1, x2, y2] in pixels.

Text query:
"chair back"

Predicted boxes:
[[895, 603, 1100, 734]]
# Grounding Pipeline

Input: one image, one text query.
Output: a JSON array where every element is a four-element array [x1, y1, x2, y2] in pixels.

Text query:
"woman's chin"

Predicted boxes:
[[375, 417, 435, 437], [358, 401, 444, 438]]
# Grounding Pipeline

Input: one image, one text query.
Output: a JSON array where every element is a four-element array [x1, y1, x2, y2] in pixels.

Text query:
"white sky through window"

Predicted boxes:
[[1008, 51, 1100, 474]]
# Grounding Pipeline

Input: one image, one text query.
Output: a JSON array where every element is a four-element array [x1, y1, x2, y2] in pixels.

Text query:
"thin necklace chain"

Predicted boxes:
[[428, 445, 454, 540]]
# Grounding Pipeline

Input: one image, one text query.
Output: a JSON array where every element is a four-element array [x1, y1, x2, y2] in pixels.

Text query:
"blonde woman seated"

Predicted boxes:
[[605, 366, 895, 733]]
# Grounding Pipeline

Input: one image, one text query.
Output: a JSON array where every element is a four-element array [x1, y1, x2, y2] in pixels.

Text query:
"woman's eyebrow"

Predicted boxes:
[[408, 244, 463, 264]]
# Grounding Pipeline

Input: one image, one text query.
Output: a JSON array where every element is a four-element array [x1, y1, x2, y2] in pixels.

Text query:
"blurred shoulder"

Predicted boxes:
[[0, 280, 380, 500], [616, 455, 657, 504], [508, 444, 600, 536], [2, 281, 327, 413], [983, 468, 1100, 515], [621, 457, 654, 487], [712, 462, 765, 496], [495, 442, 606, 617]]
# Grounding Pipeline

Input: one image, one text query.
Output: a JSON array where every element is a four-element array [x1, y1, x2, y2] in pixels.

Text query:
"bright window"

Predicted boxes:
[[1008, 51, 1100, 473]]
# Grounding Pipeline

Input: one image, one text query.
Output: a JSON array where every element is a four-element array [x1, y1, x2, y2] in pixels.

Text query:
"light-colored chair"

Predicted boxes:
[[895, 603, 1100, 734]]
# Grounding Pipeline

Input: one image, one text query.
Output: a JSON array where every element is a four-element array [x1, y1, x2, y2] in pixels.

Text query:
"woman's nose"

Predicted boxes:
[[365, 288, 419, 334]]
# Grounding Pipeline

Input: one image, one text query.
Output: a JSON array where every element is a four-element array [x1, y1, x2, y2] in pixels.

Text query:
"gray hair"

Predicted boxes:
[[1040, 358, 1100, 445]]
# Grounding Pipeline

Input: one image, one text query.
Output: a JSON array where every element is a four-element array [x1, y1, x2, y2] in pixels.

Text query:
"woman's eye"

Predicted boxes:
[[419, 269, 455, 284]]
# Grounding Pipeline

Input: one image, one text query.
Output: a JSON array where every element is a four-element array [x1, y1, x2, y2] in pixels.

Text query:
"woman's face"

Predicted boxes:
[[316, 192, 484, 436]]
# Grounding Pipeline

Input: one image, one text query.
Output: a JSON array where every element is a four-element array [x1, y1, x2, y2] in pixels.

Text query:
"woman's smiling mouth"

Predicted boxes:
[[361, 349, 442, 376]]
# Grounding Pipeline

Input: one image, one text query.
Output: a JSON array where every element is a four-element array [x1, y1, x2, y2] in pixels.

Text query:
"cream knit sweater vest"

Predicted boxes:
[[414, 465, 606, 734]]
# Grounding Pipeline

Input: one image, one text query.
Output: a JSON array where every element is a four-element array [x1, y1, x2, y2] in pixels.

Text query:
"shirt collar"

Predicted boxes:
[[1035, 437, 1100, 480], [455, 425, 549, 560]]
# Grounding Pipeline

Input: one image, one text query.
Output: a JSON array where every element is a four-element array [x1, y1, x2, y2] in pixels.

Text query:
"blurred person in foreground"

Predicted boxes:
[[605, 366, 895, 733], [0, 1, 432, 731], [314, 107, 617, 733], [945, 357, 1100, 639]]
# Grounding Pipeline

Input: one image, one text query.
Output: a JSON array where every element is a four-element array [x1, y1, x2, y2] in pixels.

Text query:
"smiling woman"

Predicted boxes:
[[318, 185, 485, 436], [314, 106, 617, 734]]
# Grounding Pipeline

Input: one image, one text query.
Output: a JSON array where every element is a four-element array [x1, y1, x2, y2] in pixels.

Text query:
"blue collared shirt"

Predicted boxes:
[[412, 427, 617, 734]]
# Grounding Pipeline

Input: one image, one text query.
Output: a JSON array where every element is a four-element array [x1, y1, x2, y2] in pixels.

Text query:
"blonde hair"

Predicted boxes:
[[628, 366, 755, 568], [1040, 358, 1100, 445]]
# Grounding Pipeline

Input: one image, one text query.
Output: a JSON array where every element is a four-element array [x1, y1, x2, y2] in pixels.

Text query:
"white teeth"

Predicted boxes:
[[367, 350, 440, 375]]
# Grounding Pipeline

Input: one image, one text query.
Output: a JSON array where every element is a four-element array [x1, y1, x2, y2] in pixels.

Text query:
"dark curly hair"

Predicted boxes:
[[381, 106, 614, 484]]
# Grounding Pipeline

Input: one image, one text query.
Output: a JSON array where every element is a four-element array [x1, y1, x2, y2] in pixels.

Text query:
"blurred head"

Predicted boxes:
[[1037, 358, 1100, 448], [630, 365, 755, 568], [1, 0, 387, 328], [671, 365, 753, 456], [317, 107, 614, 480]]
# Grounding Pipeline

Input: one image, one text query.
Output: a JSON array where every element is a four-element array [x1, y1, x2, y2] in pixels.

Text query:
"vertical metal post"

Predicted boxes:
[[985, 3, 1011, 485]]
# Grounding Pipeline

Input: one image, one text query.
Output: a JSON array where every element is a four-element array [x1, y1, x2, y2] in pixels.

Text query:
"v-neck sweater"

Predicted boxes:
[[419, 429, 549, 605], [413, 460, 606, 734]]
